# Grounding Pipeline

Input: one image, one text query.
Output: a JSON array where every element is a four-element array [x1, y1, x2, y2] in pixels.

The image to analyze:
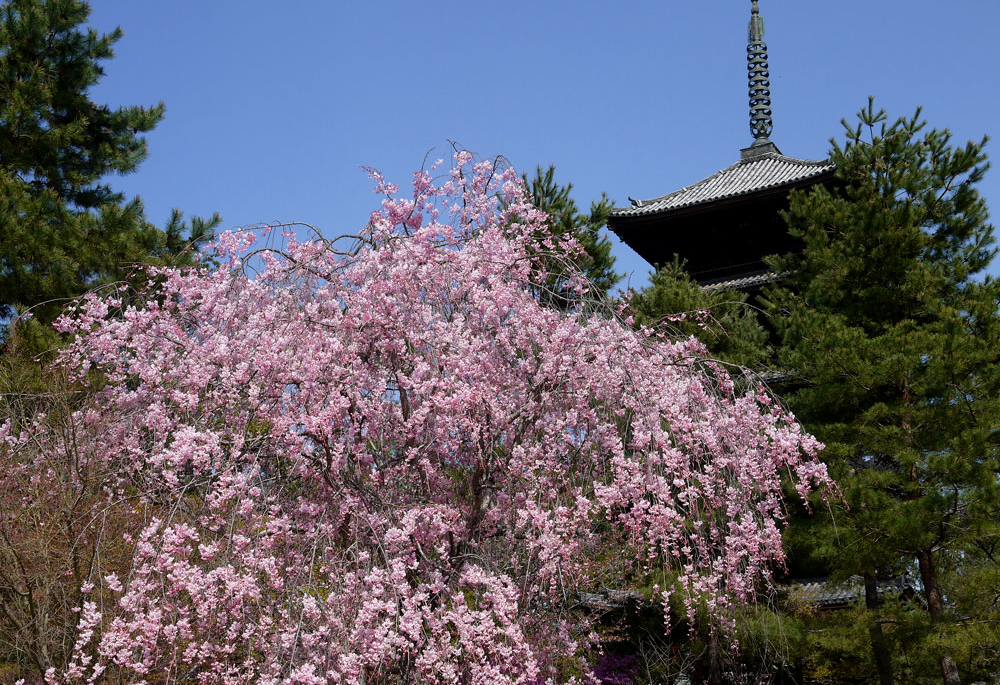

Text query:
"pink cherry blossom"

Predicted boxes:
[[31, 153, 831, 684]]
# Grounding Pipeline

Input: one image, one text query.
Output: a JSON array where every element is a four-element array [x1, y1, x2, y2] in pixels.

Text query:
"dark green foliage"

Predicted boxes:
[[0, 0, 218, 326], [630, 258, 770, 368], [523, 165, 618, 306], [766, 99, 1000, 682]]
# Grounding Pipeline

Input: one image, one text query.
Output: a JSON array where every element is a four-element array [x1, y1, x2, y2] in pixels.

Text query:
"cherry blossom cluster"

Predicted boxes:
[[36, 154, 830, 684]]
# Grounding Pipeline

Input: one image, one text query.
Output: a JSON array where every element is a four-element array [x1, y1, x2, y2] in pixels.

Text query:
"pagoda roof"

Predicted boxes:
[[700, 269, 776, 292], [610, 147, 835, 222]]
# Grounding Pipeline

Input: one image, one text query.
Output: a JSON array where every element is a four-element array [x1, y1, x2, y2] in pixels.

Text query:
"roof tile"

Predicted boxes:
[[611, 152, 835, 220], [700, 270, 776, 292], [785, 576, 914, 608]]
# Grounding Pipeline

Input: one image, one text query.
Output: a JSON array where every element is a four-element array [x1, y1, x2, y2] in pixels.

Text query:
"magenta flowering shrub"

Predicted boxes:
[[37, 155, 829, 684]]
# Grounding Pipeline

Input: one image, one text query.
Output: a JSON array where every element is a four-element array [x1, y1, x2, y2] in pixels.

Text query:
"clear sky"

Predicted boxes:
[[85, 0, 1000, 287]]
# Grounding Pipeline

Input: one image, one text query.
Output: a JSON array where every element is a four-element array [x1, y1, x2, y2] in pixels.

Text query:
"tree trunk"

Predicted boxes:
[[864, 572, 895, 685], [706, 629, 722, 685], [916, 547, 961, 685]]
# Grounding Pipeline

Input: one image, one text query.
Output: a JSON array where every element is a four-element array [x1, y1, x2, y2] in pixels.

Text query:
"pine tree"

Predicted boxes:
[[630, 258, 770, 369], [523, 165, 618, 306], [0, 0, 218, 327], [767, 99, 1000, 685]]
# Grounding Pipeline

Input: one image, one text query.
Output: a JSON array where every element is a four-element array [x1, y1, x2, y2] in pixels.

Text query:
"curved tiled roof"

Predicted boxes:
[[611, 151, 835, 220], [700, 269, 777, 292], [785, 576, 915, 608]]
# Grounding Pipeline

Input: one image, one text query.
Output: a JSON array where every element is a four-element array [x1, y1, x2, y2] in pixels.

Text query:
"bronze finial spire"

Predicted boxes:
[[747, 0, 773, 141]]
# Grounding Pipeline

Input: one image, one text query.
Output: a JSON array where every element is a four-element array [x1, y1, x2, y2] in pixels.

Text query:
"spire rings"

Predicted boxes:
[[747, 1, 773, 140], [748, 42, 773, 139]]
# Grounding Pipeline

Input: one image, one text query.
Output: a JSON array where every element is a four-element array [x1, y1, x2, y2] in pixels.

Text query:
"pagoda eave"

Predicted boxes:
[[609, 170, 837, 282]]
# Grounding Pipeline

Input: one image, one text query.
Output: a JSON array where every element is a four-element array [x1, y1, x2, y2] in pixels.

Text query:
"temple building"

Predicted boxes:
[[607, 0, 836, 293]]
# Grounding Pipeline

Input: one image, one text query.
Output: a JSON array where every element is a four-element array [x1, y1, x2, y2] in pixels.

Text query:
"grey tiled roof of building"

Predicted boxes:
[[785, 576, 915, 608], [574, 577, 914, 614], [788, 578, 864, 607], [575, 588, 642, 611], [700, 270, 777, 292], [611, 151, 835, 220]]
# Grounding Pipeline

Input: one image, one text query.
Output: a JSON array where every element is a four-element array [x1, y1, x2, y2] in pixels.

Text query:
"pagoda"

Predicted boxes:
[[607, 0, 836, 292]]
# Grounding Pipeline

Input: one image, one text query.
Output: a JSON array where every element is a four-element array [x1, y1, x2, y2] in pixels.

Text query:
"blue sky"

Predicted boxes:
[[85, 0, 1000, 287]]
